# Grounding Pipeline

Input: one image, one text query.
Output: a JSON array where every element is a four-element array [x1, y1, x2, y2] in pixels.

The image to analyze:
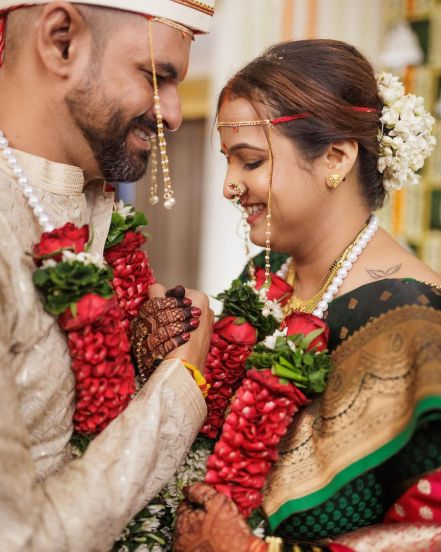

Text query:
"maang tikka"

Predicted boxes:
[[147, 18, 176, 210]]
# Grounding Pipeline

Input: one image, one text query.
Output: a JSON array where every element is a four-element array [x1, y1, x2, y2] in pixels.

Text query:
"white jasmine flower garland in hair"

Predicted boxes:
[[377, 72, 436, 191]]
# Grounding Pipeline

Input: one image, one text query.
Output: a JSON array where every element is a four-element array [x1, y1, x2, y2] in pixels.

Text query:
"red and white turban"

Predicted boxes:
[[0, 0, 215, 65]]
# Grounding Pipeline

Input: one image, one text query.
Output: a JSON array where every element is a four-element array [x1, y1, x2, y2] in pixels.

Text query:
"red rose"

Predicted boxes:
[[59, 294, 116, 331], [283, 312, 330, 352], [33, 223, 89, 262], [215, 316, 257, 346], [104, 231, 146, 264], [254, 267, 293, 305]]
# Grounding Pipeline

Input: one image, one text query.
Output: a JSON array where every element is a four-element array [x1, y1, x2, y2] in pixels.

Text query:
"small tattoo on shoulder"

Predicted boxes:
[[366, 264, 402, 280]]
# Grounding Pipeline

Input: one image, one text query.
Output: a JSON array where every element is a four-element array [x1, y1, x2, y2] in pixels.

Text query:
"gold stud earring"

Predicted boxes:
[[326, 174, 344, 189]]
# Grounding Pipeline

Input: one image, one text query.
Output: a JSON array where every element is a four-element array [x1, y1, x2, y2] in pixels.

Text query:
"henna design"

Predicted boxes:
[[366, 264, 402, 280], [154, 307, 194, 325], [174, 483, 256, 552], [131, 294, 200, 385], [130, 286, 202, 384], [141, 296, 188, 316], [148, 321, 190, 348], [154, 334, 189, 359]]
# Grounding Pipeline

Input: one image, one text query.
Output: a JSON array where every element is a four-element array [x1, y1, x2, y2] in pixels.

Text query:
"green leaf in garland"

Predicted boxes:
[[33, 260, 114, 316], [216, 279, 279, 341], [105, 205, 148, 249], [246, 333, 332, 396], [300, 328, 324, 350]]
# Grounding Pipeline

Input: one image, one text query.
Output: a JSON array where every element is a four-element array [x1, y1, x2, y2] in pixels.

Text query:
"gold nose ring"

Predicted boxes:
[[228, 180, 244, 199]]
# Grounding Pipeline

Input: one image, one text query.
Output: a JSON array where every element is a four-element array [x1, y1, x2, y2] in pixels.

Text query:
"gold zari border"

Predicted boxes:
[[171, 0, 214, 16], [264, 305, 441, 519]]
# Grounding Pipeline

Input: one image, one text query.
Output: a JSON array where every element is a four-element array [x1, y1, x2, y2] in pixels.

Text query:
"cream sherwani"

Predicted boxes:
[[0, 149, 207, 551]]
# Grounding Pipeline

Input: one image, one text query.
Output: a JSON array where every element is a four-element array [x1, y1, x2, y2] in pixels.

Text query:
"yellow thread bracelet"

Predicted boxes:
[[181, 360, 210, 398]]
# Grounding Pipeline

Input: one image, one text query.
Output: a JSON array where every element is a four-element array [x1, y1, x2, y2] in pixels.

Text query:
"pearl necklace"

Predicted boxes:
[[0, 130, 54, 233], [278, 215, 379, 319]]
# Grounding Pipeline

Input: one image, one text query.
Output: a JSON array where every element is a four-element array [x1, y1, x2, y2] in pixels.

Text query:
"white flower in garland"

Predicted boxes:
[[247, 282, 284, 322], [61, 250, 107, 270], [263, 328, 288, 349], [114, 199, 135, 219], [377, 72, 436, 191], [41, 258, 57, 269]]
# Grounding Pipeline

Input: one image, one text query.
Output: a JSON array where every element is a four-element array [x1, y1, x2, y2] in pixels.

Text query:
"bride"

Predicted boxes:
[[174, 39, 441, 551]]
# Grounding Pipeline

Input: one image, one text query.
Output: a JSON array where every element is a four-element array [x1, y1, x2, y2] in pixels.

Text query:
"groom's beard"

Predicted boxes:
[[66, 78, 156, 183]]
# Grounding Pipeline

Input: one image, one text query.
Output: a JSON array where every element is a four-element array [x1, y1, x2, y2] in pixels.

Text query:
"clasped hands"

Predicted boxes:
[[131, 283, 213, 383]]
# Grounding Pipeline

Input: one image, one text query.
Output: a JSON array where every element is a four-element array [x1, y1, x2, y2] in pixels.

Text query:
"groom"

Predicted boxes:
[[0, 1, 214, 550]]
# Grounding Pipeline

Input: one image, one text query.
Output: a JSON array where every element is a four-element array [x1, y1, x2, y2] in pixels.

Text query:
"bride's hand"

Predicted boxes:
[[174, 483, 266, 552], [130, 284, 201, 383]]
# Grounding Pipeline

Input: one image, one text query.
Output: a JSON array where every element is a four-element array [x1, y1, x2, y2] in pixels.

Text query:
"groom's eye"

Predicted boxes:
[[143, 70, 167, 86], [244, 160, 263, 170]]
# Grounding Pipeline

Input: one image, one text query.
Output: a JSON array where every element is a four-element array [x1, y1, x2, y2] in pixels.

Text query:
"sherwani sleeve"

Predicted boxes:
[[0, 216, 207, 551]]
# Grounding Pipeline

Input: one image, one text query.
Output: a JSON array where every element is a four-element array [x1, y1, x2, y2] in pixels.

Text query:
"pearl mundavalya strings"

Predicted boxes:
[[0, 130, 54, 233]]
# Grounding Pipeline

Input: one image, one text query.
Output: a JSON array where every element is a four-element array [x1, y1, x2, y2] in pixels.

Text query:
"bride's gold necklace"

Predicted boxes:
[[283, 220, 370, 316]]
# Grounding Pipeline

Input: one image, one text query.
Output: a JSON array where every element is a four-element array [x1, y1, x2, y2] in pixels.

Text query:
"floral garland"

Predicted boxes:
[[32, 201, 155, 434], [126, 268, 332, 550], [31, 203, 330, 550], [203, 273, 332, 517], [200, 268, 290, 439]]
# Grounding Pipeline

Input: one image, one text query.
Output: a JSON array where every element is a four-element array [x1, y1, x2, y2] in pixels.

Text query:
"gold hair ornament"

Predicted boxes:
[[147, 18, 176, 209]]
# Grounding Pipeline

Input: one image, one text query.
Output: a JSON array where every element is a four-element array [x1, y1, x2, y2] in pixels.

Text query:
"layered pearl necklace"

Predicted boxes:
[[278, 215, 379, 319], [0, 130, 54, 233]]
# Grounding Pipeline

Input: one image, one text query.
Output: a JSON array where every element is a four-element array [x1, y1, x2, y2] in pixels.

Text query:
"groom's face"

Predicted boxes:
[[66, 18, 191, 182]]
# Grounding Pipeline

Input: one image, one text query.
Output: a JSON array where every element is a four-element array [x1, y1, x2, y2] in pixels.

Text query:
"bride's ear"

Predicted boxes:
[[325, 139, 358, 178]]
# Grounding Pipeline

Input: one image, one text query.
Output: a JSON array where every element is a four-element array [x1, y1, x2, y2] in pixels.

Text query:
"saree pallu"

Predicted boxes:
[[260, 278, 441, 548]]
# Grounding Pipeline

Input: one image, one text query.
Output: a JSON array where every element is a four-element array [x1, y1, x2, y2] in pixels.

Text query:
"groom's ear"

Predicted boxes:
[[36, 2, 91, 79]]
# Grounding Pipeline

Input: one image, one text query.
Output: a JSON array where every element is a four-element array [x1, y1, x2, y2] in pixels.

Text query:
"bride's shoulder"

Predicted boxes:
[[376, 230, 441, 286], [339, 228, 441, 296]]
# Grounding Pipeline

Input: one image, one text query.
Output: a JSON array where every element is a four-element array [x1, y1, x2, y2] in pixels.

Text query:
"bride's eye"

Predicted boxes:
[[244, 160, 263, 170]]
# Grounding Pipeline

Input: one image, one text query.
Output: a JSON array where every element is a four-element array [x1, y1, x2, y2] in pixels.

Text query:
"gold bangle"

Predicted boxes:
[[264, 536, 283, 552], [181, 360, 210, 398]]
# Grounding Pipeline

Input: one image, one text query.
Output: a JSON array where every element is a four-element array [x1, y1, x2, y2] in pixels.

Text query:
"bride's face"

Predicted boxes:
[[218, 97, 328, 253]]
